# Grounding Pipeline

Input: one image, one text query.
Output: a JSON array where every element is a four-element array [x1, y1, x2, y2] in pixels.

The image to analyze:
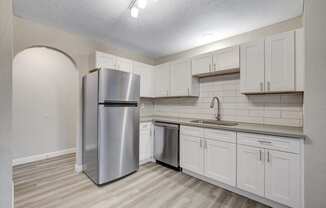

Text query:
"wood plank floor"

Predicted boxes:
[[13, 154, 270, 208]]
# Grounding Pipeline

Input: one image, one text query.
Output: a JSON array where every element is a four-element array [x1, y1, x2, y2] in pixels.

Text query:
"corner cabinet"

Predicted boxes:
[[240, 29, 304, 94], [133, 62, 155, 98]]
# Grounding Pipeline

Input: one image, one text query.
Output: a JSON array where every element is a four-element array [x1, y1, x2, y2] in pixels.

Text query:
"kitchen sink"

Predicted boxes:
[[190, 119, 239, 126]]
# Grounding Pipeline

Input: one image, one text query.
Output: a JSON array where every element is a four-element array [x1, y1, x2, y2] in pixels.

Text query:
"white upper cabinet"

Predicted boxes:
[[95, 51, 117, 69], [265, 31, 295, 92], [170, 59, 199, 97], [116, 57, 133, 72], [295, 28, 305, 92], [154, 63, 171, 97], [265, 150, 300, 208], [191, 53, 213, 75], [240, 40, 265, 93], [133, 62, 155, 98], [237, 145, 265, 197], [204, 139, 236, 186], [213, 46, 240, 71]]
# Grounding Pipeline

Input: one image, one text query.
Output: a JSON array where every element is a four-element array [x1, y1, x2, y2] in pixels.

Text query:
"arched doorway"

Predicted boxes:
[[13, 47, 79, 162]]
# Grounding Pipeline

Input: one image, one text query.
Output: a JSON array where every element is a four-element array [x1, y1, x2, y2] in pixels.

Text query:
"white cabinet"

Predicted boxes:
[[204, 139, 236, 186], [154, 63, 171, 97], [265, 31, 295, 92], [295, 28, 305, 91], [213, 46, 240, 71], [116, 57, 133, 72], [237, 145, 265, 197], [240, 39, 265, 93], [191, 53, 212, 75], [237, 133, 302, 208], [180, 126, 236, 187], [240, 30, 302, 94], [95, 51, 117, 69], [133, 62, 155, 97], [180, 135, 204, 175], [265, 150, 300, 208], [170, 59, 199, 97], [191, 46, 240, 76], [139, 122, 153, 164]]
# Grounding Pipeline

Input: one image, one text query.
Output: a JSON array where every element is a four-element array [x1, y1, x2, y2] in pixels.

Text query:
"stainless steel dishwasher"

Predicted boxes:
[[154, 122, 180, 169]]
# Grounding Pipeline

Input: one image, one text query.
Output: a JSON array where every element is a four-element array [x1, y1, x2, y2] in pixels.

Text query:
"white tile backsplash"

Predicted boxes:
[[153, 74, 304, 127]]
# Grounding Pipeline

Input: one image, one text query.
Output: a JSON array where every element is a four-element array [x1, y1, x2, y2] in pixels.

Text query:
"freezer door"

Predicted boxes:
[[98, 104, 139, 184], [98, 69, 140, 103]]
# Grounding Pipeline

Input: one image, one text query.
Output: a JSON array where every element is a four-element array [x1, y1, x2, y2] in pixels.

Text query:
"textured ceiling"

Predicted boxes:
[[13, 0, 303, 58]]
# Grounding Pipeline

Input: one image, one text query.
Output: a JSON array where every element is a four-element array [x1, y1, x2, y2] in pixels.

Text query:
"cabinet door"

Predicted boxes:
[[140, 123, 153, 163], [133, 62, 155, 97], [265, 150, 300, 208], [240, 40, 265, 93], [96, 52, 117, 69], [265, 31, 295, 92], [204, 139, 236, 186], [295, 28, 305, 92], [170, 60, 191, 96], [191, 53, 212, 75], [180, 135, 204, 175], [213, 46, 240, 71], [154, 63, 170, 97], [116, 57, 133, 72], [237, 145, 265, 197]]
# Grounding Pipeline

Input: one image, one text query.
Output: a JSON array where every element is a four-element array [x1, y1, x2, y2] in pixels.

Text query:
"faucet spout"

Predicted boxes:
[[210, 96, 221, 120]]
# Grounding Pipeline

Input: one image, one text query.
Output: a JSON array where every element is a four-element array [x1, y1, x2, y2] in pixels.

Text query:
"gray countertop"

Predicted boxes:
[[141, 116, 305, 139]]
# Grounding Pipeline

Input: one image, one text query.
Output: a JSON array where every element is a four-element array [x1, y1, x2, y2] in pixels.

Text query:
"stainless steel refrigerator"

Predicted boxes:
[[82, 68, 140, 185]]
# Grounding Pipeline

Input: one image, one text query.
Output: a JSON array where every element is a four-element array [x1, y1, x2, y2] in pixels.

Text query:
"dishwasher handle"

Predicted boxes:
[[154, 122, 179, 129]]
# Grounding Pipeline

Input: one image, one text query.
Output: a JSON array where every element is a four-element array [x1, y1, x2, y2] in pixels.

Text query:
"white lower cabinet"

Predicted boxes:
[[265, 150, 300, 208], [237, 145, 265, 197], [139, 122, 153, 164], [204, 139, 236, 186], [180, 135, 204, 175], [181, 126, 303, 208]]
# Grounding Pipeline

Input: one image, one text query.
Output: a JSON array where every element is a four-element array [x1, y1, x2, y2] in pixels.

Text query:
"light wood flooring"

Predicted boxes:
[[13, 153, 270, 208]]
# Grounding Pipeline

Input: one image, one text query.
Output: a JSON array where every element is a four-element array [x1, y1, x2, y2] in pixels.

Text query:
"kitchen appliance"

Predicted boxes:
[[83, 68, 140, 185], [154, 122, 180, 169]]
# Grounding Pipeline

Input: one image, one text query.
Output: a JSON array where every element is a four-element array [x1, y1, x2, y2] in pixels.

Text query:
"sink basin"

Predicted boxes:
[[190, 119, 239, 126]]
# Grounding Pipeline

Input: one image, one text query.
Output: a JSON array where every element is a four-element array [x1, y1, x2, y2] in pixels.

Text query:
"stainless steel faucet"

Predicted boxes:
[[210, 96, 221, 120]]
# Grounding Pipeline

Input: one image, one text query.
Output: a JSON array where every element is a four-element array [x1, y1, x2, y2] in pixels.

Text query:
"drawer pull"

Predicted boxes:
[[267, 151, 270, 163], [258, 140, 272, 145], [259, 150, 262, 161]]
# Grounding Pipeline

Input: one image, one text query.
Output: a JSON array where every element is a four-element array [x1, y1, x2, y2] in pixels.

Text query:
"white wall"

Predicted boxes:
[[304, 0, 326, 207], [0, 0, 13, 207], [13, 47, 78, 159], [154, 74, 303, 127]]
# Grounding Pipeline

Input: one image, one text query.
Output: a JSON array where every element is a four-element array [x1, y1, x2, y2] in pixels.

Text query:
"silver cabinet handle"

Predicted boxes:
[[259, 150, 262, 161], [260, 82, 264, 92], [258, 140, 272, 145], [267, 151, 270, 163], [214, 64, 216, 71], [205, 140, 207, 149], [267, 81, 271, 91]]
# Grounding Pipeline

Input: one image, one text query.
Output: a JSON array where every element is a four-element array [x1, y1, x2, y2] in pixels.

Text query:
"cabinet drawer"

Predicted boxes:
[[237, 133, 300, 154], [204, 128, 236, 143], [180, 126, 203, 138]]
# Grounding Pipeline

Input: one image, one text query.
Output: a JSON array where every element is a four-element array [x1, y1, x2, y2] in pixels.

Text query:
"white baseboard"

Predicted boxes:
[[12, 148, 76, 166], [75, 164, 83, 173], [139, 158, 155, 165]]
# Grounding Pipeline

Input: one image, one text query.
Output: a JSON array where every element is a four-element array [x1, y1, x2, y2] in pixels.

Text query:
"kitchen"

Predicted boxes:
[[0, 0, 326, 208]]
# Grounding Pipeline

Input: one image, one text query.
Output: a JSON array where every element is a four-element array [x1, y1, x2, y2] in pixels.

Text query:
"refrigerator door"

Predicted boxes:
[[98, 69, 140, 103], [98, 104, 139, 184]]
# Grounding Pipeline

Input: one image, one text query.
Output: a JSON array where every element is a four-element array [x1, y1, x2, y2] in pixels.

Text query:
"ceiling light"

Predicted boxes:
[[137, 0, 147, 9], [131, 7, 139, 18]]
